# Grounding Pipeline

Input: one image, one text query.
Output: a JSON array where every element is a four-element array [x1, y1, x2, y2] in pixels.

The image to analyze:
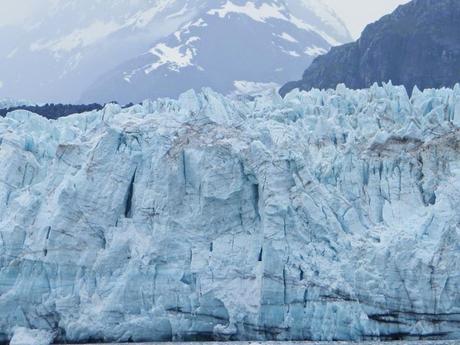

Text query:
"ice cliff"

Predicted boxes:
[[0, 83, 459, 343]]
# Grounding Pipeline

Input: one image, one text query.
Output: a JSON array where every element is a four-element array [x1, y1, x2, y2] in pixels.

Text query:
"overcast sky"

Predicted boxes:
[[0, 0, 411, 39], [323, 0, 411, 38]]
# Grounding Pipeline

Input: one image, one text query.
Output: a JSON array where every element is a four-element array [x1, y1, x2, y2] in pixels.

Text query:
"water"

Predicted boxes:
[[60, 341, 459, 345]]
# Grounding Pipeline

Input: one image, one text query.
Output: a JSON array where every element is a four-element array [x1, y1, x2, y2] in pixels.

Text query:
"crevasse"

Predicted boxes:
[[0, 83, 459, 343]]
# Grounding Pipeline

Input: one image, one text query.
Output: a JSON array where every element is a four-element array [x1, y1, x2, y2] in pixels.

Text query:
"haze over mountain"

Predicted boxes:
[[0, 0, 199, 103], [0, 0, 351, 104], [322, 0, 410, 38], [280, 0, 460, 96]]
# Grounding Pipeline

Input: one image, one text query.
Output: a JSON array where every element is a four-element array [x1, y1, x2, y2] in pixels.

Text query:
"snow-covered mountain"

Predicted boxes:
[[0, 84, 459, 343], [0, 0, 200, 103], [81, 0, 352, 104], [0, 0, 351, 104]]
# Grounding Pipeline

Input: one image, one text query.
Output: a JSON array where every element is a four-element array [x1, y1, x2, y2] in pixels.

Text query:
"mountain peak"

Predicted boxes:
[[0, 0, 351, 104], [79, 0, 351, 103]]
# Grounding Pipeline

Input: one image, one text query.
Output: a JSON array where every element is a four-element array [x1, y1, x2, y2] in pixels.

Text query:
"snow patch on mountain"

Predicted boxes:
[[304, 45, 327, 56], [279, 46, 301, 57], [208, 1, 287, 23], [174, 18, 209, 40], [232, 80, 279, 95], [146, 42, 196, 73], [277, 32, 298, 43], [208, 1, 342, 46], [166, 3, 190, 19]]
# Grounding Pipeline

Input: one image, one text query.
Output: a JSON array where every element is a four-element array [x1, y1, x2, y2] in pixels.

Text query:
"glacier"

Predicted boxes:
[[9, 327, 54, 345], [0, 83, 459, 343]]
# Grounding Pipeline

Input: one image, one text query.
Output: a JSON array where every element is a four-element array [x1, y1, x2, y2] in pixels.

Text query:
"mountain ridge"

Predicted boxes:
[[280, 0, 460, 96], [80, 0, 352, 104], [0, 0, 197, 103], [0, 0, 351, 104]]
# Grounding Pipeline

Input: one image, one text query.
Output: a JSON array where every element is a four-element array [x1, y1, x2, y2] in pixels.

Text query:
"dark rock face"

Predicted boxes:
[[0, 104, 103, 120], [0, 103, 138, 120], [280, 0, 460, 96]]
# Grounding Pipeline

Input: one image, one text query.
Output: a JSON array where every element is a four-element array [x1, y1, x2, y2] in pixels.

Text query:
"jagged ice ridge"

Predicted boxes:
[[0, 83, 459, 343]]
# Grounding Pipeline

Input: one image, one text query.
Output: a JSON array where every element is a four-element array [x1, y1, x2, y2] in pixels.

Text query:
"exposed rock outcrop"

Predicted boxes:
[[280, 0, 460, 96]]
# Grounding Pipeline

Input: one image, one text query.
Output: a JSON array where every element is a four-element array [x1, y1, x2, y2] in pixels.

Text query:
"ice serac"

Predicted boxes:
[[0, 84, 460, 343]]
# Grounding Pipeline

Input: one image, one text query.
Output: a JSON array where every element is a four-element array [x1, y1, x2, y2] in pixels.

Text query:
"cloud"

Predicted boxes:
[[0, 0, 59, 28], [323, 0, 410, 38]]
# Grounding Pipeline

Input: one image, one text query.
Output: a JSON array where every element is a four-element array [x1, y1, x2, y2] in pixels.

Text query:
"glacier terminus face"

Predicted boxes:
[[0, 83, 459, 343]]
